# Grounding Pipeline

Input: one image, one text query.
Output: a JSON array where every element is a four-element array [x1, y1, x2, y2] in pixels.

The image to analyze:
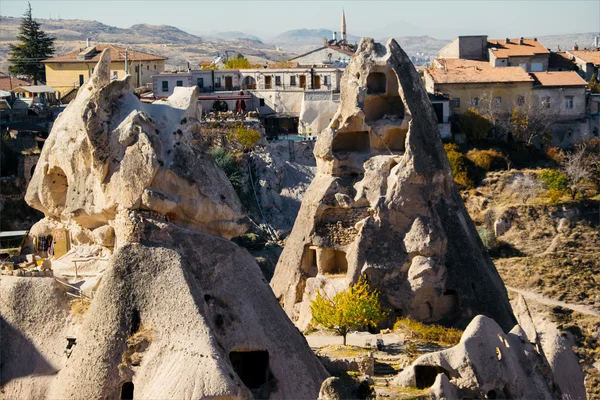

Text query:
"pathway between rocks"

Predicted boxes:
[[506, 286, 600, 317]]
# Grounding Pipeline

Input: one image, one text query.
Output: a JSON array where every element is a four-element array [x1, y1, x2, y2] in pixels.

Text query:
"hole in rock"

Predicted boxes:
[[487, 389, 497, 399], [321, 249, 348, 276], [44, 166, 68, 208], [131, 309, 141, 334], [380, 127, 407, 152], [120, 382, 134, 400], [301, 246, 318, 278], [414, 365, 450, 389], [332, 131, 370, 153], [204, 294, 212, 303], [229, 350, 269, 389], [364, 96, 405, 122], [367, 72, 387, 94], [439, 289, 458, 315]]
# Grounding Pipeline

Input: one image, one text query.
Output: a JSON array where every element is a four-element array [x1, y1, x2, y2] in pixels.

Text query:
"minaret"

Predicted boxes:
[[341, 9, 346, 43]]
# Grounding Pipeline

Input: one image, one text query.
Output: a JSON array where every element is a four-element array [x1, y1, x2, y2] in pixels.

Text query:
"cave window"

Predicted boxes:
[[414, 365, 450, 389], [382, 127, 406, 152], [44, 166, 68, 209], [120, 382, 134, 400], [229, 350, 269, 389], [367, 72, 386, 94], [332, 131, 370, 153], [301, 246, 318, 277], [321, 249, 348, 276]]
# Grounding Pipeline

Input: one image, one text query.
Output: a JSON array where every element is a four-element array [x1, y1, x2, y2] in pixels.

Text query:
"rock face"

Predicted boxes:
[[2, 50, 328, 399], [270, 38, 516, 331], [25, 49, 246, 244], [395, 315, 563, 399]]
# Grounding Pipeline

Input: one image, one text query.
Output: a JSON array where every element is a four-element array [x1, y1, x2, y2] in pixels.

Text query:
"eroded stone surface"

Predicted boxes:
[[270, 38, 516, 331]]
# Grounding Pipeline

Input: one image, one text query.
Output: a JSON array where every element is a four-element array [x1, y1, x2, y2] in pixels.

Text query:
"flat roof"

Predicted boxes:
[[0, 230, 28, 238], [531, 71, 587, 87], [428, 59, 534, 84]]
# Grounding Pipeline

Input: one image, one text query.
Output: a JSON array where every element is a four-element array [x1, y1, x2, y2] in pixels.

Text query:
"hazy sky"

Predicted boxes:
[[2, 0, 599, 39]]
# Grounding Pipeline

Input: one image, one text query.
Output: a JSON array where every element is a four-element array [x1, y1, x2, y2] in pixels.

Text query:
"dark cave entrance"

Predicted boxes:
[[229, 350, 270, 389], [414, 365, 450, 389], [120, 382, 134, 399]]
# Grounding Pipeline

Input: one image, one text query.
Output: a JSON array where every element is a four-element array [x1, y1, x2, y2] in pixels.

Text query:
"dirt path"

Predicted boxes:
[[506, 286, 600, 317]]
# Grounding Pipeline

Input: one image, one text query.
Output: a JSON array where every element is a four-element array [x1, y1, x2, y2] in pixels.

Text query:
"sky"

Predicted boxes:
[[1, 0, 599, 39]]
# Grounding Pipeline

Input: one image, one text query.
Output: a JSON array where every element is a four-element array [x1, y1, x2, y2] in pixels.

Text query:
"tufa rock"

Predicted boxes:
[[270, 38, 516, 331], [3, 49, 328, 399]]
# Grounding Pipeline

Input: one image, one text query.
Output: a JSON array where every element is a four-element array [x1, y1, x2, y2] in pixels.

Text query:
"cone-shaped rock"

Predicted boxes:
[[2, 49, 328, 399], [270, 38, 516, 332]]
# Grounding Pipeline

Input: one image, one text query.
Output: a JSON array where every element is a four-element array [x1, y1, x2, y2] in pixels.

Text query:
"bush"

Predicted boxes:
[[210, 147, 243, 194], [228, 123, 261, 151], [466, 148, 508, 172], [458, 107, 493, 142], [393, 317, 463, 346], [538, 169, 569, 193], [477, 226, 496, 249], [444, 143, 477, 189]]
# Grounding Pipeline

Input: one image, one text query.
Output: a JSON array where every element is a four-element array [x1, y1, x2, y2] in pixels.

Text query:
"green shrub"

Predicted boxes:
[[393, 317, 463, 346], [458, 107, 493, 142], [477, 226, 496, 249], [538, 170, 569, 193], [228, 123, 261, 151], [444, 143, 477, 189], [210, 147, 243, 194], [466, 148, 507, 172]]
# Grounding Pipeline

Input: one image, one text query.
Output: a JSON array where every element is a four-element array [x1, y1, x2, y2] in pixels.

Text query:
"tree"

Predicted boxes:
[[508, 94, 554, 145], [8, 3, 55, 84], [559, 142, 598, 199], [310, 275, 387, 345], [224, 54, 253, 69], [458, 107, 493, 142], [588, 73, 600, 93]]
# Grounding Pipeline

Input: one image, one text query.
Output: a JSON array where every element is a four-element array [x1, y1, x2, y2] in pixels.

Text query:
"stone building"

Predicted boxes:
[[566, 49, 600, 80]]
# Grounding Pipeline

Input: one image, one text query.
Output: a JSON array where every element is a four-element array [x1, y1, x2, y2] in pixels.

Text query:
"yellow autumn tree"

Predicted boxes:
[[310, 275, 388, 345]]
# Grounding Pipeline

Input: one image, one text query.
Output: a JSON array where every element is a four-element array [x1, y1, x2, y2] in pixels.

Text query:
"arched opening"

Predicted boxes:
[[229, 350, 270, 389], [367, 72, 387, 94], [332, 131, 370, 153], [43, 166, 68, 210], [242, 76, 256, 90], [414, 365, 450, 389], [212, 100, 228, 112], [120, 382, 134, 400], [438, 289, 458, 315]]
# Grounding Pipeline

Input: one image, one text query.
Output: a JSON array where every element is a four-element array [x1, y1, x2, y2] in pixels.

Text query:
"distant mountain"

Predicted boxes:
[[0, 16, 204, 44], [273, 29, 362, 45], [535, 32, 600, 51], [208, 31, 263, 42]]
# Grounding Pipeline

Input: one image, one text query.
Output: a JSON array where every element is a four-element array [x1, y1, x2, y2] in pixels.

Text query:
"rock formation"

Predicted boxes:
[[395, 315, 563, 399], [270, 38, 516, 332], [1, 49, 328, 399]]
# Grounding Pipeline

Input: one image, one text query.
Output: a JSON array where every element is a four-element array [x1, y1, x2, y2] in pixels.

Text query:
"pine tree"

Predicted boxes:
[[8, 2, 55, 84]]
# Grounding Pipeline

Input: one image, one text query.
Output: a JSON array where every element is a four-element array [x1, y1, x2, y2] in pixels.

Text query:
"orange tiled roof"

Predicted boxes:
[[427, 59, 534, 84], [488, 38, 550, 58], [531, 71, 587, 87], [567, 50, 600, 66], [43, 45, 166, 63], [0, 72, 31, 92]]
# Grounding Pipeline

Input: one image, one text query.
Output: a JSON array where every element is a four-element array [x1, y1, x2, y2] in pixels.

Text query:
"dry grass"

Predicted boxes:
[[393, 318, 463, 346], [68, 299, 90, 322]]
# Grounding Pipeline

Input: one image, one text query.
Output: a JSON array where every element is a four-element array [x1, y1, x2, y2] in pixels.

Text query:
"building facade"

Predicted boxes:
[[43, 44, 166, 101]]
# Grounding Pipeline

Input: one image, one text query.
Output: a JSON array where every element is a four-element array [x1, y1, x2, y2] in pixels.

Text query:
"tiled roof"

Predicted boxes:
[[531, 71, 587, 87], [43, 45, 166, 63], [0, 72, 31, 92], [567, 50, 600, 66], [427, 59, 534, 84], [488, 38, 550, 58]]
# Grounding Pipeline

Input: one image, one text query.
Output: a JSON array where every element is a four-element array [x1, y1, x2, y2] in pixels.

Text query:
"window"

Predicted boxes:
[[275, 75, 281, 86], [290, 76, 296, 86], [147, 65, 149, 70], [154, 65, 157, 70], [565, 96, 574, 109], [471, 97, 479, 107], [215, 77, 221, 88], [79, 74, 84, 86], [176, 80, 183, 87], [450, 98, 460, 108], [112, 71, 118, 79], [197, 78, 204, 88], [259, 98, 265, 107], [495, 97, 502, 107], [91, 67, 94, 74], [162, 81, 168, 92], [542, 96, 551, 108], [517, 96, 525, 106], [531, 63, 544, 72], [324, 75, 329, 86], [135, 66, 139, 73]]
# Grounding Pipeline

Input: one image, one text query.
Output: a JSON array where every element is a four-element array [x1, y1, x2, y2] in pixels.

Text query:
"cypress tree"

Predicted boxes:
[[8, 2, 55, 84]]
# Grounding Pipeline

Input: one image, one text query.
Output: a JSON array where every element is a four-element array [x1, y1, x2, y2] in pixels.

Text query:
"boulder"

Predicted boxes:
[[270, 38, 516, 332], [394, 315, 561, 399]]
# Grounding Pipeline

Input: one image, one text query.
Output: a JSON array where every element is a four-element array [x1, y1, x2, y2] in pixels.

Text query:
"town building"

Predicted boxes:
[[0, 72, 30, 93], [12, 85, 59, 106], [424, 58, 534, 115], [43, 43, 166, 102], [566, 49, 600, 80]]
